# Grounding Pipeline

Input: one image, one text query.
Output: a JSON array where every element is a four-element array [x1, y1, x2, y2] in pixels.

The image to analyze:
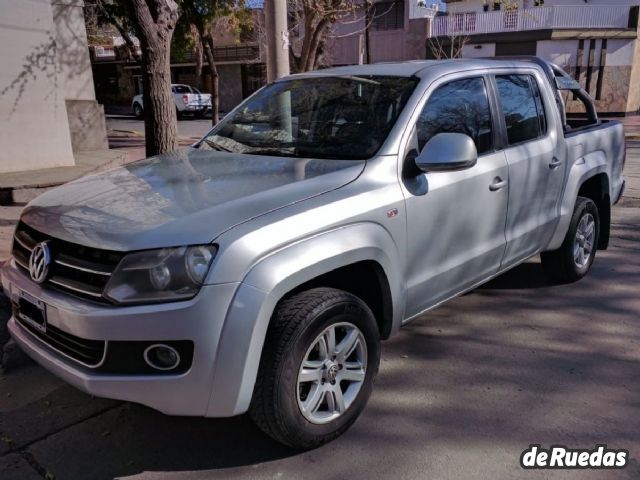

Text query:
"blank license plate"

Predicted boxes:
[[14, 290, 47, 333]]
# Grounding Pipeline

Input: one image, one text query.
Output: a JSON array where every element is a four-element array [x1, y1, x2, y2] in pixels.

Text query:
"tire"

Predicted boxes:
[[133, 103, 143, 119], [250, 287, 381, 449], [541, 196, 600, 283]]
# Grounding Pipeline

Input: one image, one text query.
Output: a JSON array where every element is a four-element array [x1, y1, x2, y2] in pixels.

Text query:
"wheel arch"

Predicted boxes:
[[206, 223, 404, 417], [546, 152, 609, 251]]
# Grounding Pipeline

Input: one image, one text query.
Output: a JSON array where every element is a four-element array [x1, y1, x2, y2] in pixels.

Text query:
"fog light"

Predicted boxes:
[[143, 344, 180, 371]]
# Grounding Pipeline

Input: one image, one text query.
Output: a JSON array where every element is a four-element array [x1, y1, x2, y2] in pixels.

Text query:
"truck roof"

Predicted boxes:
[[283, 58, 551, 80]]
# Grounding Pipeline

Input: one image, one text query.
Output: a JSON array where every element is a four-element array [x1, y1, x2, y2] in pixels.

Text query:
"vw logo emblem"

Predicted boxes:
[[29, 241, 51, 284]]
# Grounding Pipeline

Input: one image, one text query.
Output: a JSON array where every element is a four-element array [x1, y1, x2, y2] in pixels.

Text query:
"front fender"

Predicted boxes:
[[205, 222, 404, 417], [546, 151, 608, 251]]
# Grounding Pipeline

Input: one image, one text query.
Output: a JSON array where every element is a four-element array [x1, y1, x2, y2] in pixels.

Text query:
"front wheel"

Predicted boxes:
[[250, 287, 380, 449], [541, 196, 600, 283]]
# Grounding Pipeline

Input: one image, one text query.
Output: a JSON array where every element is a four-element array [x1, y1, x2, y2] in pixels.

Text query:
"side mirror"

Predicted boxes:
[[415, 132, 478, 173]]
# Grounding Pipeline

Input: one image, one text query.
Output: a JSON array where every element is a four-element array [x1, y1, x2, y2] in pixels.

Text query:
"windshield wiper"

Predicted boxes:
[[244, 148, 299, 158], [201, 138, 233, 152]]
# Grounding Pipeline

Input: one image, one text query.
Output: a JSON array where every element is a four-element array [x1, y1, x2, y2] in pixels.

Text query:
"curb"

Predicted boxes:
[[0, 287, 33, 372], [108, 128, 144, 137]]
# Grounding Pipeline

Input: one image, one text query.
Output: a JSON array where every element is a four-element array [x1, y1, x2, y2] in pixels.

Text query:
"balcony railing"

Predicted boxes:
[[171, 44, 260, 64], [432, 5, 633, 37]]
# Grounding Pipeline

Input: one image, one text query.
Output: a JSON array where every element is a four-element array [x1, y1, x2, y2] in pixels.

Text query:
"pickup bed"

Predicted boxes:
[[1, 58, 625, 449]]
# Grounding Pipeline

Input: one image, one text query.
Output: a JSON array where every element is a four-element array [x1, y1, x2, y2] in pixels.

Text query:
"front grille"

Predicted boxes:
[[15, 308, 106, 367], [12, 222, 124, 303]]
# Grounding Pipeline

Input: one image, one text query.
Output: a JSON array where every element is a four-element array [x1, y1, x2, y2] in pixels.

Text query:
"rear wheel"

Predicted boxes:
[[250, 287, 380, 449], [133, 103, 143, 119], [541, 196, 599, 283]]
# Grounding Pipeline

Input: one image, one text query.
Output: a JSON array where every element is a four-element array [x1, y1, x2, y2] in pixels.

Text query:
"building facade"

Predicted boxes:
[[433, 0, 640, 113], [329, 1, 436, 65], [89, 9, 267, 114], [0, 0, 108, 174]]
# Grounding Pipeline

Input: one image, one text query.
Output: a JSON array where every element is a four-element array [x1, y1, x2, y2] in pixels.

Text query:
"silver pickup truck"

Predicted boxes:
[[1, 58, 625, 449]]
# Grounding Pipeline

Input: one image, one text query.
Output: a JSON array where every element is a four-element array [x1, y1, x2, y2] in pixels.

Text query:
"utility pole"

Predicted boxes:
[[265, 0, 290, 82]]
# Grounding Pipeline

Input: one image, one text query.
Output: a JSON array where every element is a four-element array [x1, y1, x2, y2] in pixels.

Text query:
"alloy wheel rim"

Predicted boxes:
[[296, 322, 367, 424], [573, 213, 595, 269]]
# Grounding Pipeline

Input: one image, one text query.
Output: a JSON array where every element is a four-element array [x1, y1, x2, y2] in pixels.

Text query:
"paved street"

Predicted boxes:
[[0, 143, 639, 480], [106, 115, 213, 143], [105, 116, 215, 164]]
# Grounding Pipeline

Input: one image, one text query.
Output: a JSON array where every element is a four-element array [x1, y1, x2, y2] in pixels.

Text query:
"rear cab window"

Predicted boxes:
[[173, 85, 192, 94]]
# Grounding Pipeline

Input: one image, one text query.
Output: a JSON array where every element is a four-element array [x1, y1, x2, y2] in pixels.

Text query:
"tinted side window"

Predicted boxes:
[[416, 77, 492, 155], [496, 74, 544, 145]]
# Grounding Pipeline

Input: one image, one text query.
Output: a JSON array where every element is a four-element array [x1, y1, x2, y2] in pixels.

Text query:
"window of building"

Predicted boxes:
[[372, 1, 405, 31], [495, 74, 547, 145], [534, 0, 545, 6], [416, 77, 493, 154], [493, 1, 501, 11]]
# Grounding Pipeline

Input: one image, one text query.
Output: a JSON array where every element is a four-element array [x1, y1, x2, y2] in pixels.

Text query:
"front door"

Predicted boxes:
[[402, 76, 509, 318], [492, 73, 567, 268]]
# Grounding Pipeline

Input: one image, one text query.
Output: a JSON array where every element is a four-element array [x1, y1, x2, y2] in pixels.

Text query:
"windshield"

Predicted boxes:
[[200, 75, 419, 160]]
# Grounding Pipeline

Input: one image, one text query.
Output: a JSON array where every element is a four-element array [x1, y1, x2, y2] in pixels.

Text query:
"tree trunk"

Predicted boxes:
[[305, 19, 329, 71], [365, 0, 371, 64], [203, 36, 220, 125], [127, 0, 179, 157], [194, 33, 204, 90], [140, 43, 178, 156]]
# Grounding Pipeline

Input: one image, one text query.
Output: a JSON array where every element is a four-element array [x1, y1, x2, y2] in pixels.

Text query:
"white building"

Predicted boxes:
[[432, 0, 640, 113], [0, 0, 108, 175]]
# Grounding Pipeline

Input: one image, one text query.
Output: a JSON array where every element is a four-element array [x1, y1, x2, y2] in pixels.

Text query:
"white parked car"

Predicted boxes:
[[132, 84, 212, 118]]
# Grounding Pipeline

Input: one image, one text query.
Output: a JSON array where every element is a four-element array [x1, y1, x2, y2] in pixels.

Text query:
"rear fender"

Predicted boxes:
[[546, 151, 608, 251]]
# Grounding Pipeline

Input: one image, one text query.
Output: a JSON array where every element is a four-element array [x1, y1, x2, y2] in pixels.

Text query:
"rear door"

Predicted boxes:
[[491, 72, 567, 268]]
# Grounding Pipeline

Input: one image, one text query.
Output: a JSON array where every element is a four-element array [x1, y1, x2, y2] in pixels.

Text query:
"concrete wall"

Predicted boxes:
[[52, 0, 108, 152], [0, 0, 75, 173], [461, 42, 496, 57], [626, 33, 640, 112], [536, 37, 639, 113], [329, 2, 429, 66]]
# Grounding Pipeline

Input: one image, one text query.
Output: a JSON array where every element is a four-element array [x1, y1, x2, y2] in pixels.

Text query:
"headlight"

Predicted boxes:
[[104, 245, 217, 305]]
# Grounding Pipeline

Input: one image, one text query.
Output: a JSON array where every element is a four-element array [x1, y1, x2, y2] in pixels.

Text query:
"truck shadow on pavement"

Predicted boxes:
[[2, 234, 639, 479]]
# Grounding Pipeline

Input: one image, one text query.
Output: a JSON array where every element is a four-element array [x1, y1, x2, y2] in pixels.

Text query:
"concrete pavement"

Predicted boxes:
[[0, 143, 639, 479]]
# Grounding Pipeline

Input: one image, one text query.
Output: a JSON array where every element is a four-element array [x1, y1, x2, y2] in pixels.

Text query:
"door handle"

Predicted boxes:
[[549, 157, 562, 170], [489, 177, 507, 191]]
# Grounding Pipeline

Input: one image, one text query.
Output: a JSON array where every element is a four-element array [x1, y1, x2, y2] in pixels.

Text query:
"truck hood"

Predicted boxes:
[[21, 148, 365, 251]]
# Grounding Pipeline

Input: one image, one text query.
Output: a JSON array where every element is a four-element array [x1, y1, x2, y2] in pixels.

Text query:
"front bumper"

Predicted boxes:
[[2, 259, 239, 416]]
